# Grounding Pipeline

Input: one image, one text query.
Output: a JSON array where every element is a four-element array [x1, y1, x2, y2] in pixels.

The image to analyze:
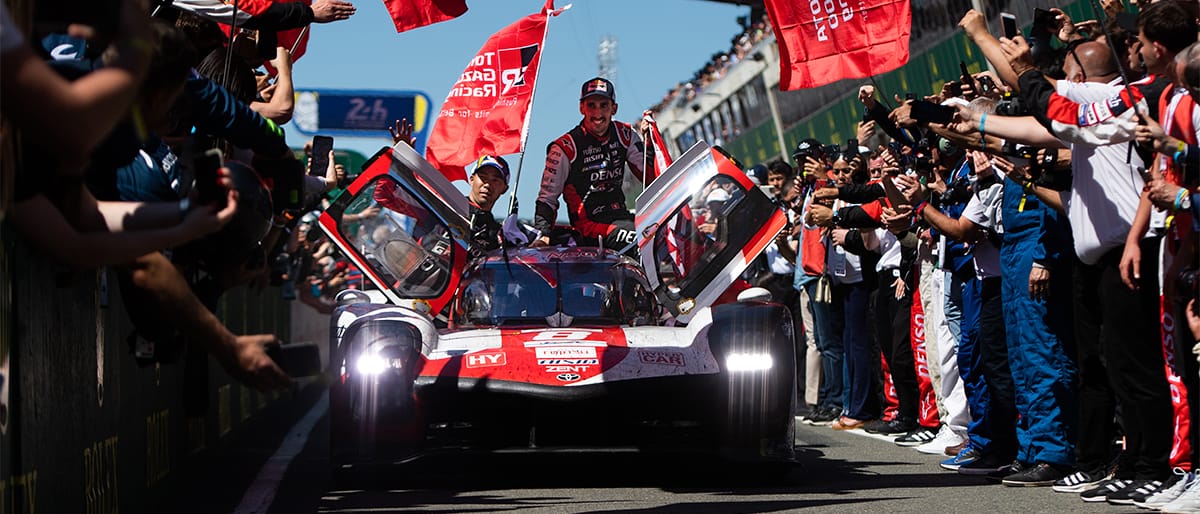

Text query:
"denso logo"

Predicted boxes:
[[639, 351, 685, 366], [537, 359, 599, 365], [465, 352, 506, 368], [535, 347, 597, 359]]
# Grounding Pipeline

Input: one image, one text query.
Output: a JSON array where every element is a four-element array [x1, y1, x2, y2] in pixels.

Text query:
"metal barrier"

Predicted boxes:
[[0, 225, 318, 514]]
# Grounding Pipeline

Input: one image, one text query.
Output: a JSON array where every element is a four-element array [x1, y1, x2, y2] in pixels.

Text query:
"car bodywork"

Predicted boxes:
[[319, 141, 795, 472]]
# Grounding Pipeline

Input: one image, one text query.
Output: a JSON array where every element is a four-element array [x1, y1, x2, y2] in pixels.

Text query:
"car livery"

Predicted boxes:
[[320, 141, 796, 477]]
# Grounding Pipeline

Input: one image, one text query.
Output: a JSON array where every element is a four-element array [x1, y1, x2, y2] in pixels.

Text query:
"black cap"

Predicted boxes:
[[580, 77, 616, 101], [792, 138, 824, 161]]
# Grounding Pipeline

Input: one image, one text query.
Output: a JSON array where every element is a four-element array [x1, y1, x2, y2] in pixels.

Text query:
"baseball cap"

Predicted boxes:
[[472, 154, 510, 183], [580, 77, 616, 101], [706, 188, 731, 204]]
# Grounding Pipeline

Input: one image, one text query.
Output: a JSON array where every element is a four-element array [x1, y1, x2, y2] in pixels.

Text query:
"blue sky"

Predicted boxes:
[[285, 0, 750, 219]]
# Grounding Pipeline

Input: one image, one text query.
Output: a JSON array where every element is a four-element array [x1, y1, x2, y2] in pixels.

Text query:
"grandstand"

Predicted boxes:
[[654, 0, 1101, 167]]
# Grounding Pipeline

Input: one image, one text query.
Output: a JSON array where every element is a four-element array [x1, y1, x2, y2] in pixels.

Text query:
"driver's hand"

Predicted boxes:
[[530, 235, 550, 247]]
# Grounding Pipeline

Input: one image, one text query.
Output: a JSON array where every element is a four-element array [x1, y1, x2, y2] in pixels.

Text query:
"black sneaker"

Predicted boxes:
[[1002, 462, 1067, 487], [958, 455, 1016, 476], [863, 418, 916, 435], [1051, 468, 1107, 493], [1079, 478, 1132, 502], [894, 426, 938, 447], [1107, 479, 1166, 505], [803, 406, 838, 426]]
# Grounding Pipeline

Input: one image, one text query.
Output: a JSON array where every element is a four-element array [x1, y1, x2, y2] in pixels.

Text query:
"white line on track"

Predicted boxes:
[[233, 392, 329, 514]]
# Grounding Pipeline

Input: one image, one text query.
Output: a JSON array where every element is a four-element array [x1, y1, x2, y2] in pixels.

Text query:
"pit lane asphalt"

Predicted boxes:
[[175, 387, 1137, 513]]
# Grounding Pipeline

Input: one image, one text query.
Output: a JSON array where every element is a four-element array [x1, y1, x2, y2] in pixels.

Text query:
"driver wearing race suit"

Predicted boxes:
[[533, 77, 651, 250]]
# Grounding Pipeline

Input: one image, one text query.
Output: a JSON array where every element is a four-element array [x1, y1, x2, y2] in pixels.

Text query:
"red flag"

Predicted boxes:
[[382, 0, 468, 34], [641, 110, 673, 181], [216, 0, 311, 77], [425, 1, 557, 182], [764, 0, 911, 90]]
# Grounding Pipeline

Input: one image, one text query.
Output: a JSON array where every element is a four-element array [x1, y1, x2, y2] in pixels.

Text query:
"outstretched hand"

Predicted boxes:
[[389, 118, 416, 147]]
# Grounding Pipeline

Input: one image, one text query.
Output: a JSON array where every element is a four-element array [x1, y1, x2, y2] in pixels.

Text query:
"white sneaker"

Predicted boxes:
[[1137, 468, 1193, 510], [1161, 472, 1200, 513], [916, 425, 963, 455]]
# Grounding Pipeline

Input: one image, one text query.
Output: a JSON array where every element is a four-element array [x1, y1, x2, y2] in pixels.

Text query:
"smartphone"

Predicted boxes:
[[1033, 8, 1058, 30], [910, 100, 956, 124], [959, 61, 977, 92], [309, 135, 334, 177], [195, 148, 227, 209], [265, 342, 322, 377], [1001, 12, 1019, 39]]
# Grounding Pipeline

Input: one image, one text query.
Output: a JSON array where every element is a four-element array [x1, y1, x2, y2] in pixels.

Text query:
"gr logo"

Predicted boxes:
[[498, 44, 539, 95]]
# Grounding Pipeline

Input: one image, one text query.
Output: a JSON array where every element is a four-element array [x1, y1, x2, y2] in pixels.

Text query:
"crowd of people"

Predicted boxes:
[[647, 13, 772, 117], [1, 0, 356, 390], [734, 0, 1200, 510]]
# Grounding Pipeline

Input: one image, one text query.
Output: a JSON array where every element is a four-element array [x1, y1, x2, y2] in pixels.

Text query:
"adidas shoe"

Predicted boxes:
[[1001, 462, 1068, 487], [1051, 469, 1107, 493], [1136, 468, 1193, 510], [863, 418, 917, 435], [894, 426, 937, 446], [1079, 478, 1133, 503], [916, 426, 963, 455], [939, 447, 980, 471], [1106, 479, 1165, 505]]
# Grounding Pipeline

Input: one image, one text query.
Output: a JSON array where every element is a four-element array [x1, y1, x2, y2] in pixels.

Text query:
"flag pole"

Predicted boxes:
[[507, 2, 571, 216]]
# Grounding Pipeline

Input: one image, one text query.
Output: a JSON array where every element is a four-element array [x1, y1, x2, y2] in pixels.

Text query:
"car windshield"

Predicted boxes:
[[456, 258, 656, 326]]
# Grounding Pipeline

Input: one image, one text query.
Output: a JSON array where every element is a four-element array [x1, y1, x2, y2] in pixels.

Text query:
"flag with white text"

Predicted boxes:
[[764, 0, 911, 90], [425, 1, 557, 182]]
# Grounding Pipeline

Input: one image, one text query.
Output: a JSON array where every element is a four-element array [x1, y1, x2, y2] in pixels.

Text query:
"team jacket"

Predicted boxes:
[[1017, 69, 1168, 150], [535, 121, 648, 238], [467, 201, 501, 261]]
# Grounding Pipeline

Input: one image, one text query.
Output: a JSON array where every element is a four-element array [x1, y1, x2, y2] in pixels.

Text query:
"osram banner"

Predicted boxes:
[[764, 0, 911, 90], [425, 1, 558, 182]]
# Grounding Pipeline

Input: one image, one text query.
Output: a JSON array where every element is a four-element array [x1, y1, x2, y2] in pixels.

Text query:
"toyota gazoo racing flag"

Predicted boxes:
[[383, 0, 468, 33], [764, 0, 911, 90], [425, 1, 561, 183]]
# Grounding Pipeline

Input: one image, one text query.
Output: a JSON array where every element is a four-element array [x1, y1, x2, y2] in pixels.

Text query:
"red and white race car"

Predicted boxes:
[[318, 141, 796, 477]]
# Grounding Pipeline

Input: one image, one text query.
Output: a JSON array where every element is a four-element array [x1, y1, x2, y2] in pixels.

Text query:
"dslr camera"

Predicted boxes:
[[994, 91, 1027, 116]]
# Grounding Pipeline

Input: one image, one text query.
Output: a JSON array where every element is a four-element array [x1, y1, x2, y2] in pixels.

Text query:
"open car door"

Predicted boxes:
[[318, 143, 471, 314], [635, 141, 787, 324]]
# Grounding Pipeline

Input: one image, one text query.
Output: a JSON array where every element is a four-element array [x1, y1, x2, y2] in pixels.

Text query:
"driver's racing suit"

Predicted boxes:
[[535, 120, 649, 249]]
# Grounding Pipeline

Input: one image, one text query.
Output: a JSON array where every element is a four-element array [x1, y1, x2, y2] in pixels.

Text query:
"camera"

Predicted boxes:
[[995, 91, 1027, 116], [977, 75, 997, 96]]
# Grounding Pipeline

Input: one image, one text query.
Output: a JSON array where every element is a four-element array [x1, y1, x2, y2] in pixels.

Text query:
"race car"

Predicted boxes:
[[318, 141, 796, 477]]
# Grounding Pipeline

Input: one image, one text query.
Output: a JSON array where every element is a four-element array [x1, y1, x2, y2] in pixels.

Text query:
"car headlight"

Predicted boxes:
[[356, 354, 388, 375], [725, 352, 773, 372], [355, 353, 405, 375]]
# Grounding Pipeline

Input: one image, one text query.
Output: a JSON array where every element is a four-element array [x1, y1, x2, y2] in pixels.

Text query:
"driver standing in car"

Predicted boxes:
[[532, 77, 652, 251], [465, 154, 510, 260]]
